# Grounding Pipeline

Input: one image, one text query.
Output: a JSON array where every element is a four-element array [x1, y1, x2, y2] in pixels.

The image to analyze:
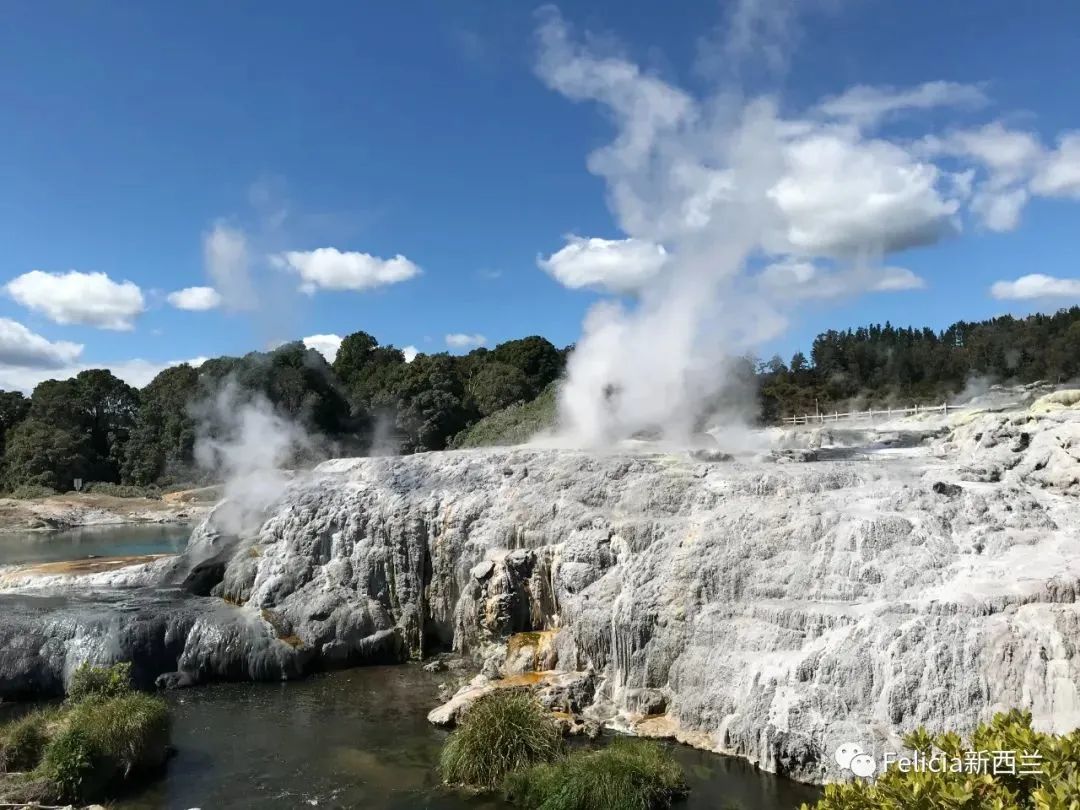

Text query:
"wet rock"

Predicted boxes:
[[156, 670, 196, 690], [470, 560, 495, 581], [932, 481, 963, 497], [3, 401, 1080, 785]]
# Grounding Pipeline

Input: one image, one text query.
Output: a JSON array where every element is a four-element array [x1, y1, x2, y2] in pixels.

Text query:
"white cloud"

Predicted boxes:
[[204, 222, 256, 311], [402, 345, 419, 363], [5, 270, 145, 331], [445, 333, 486, 349], [990, 274, 1080, 301], [0, 356, 207, 394], [536, 12, 963, 262], [274, 247, 421, 294], [768, 132, 960, 256], [538, 236, 669, 293], [971, 187, 1029, 232], [818, 81, 987, 127], [872, 266, 926, 292], [302, 333, 342, 363], [0, 318, 83, 369], [1031, 132, 1080, 198], [930, 123, 1043, 178], [167, 286, 223, 311], [759, 259, 925, 300]]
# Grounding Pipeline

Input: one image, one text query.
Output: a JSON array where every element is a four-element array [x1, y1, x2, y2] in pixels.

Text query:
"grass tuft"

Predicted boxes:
[[68, 661, 134, 703], [0, 711, 52, 773], [440, 689, 563, 789], [503, 737, 688, 810]]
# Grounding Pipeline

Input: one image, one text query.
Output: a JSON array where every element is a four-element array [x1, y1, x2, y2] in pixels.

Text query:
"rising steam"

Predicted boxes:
[[537, 10, 792, 446], [192, 381, 312, 535], [534, 5, 981, 447]]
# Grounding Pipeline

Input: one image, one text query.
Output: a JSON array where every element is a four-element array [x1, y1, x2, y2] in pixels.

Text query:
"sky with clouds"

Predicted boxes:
[[1, 0, 1078, 392]]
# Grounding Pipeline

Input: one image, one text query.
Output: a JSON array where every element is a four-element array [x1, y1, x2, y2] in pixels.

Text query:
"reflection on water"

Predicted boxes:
[[119, 666, 820, 810], [0, 524, 189, 566]]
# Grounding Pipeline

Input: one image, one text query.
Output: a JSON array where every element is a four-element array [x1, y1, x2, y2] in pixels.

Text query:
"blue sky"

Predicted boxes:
[[1, 0, 1078, 390]]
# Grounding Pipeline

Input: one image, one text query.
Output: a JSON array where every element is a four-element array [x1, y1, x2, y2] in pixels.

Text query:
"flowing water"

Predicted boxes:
[[118, 666, 821, 810], [0, 524, 189, 566]]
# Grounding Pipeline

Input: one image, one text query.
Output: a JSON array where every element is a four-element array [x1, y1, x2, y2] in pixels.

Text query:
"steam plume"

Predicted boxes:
[[192, 381, 312, 535]]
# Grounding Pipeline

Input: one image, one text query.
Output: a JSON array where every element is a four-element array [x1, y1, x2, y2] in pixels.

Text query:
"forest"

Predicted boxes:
[[0, 307, 1077, 494]]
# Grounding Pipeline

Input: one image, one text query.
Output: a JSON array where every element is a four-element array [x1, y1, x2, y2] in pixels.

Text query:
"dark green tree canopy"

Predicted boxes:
[[4, 307, 1077, 491]]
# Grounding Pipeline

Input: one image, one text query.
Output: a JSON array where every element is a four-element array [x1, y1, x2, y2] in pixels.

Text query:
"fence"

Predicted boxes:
[[781, 402, 958, 426]]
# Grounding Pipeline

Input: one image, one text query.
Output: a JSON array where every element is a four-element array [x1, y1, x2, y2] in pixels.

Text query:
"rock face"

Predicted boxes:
[[2, 397, 1080, 784]]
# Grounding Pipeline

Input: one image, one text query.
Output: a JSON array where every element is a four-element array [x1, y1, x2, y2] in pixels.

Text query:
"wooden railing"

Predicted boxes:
[[781, 402, 959, 426]]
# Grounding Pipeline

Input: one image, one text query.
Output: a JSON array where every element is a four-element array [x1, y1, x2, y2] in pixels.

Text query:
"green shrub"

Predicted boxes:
[[802, 710, 1080, 810], [504, 737, 687, 810], [39, 692, 170, 802], [0, 711, 52, 772], [441, 689, 563, 789], [38, 725, 95, 801], [4, 483, 57, 499], [81, 481, 162, 499], [68, 661, 133, 703], [451, 383, 558, 448]]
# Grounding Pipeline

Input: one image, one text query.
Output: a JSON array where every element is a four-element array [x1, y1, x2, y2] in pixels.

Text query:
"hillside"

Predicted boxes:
[[450, 382, 558, 448]]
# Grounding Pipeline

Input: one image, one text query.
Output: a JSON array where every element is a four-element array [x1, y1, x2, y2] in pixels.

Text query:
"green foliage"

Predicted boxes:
[[0, 711, 51, 772], [81, 481, 162, 499], [762, 308, 1080, 419], [2, 370, 138, 491], [503, 738, 688, 810], [37, 692, 170, 802], [467, 361, 531, 416], [395, 354, 476, 452], [440, 690, 563, 789], [452, 382, 558, 448], [68, 661, 134, 703], [491, 336, 564, 398], [39, 725, 94, 800], [802, 710, 1080, 810], [121, 363, 199, 486], [0, 661, 169, 804], [2, 483, 56, 499]]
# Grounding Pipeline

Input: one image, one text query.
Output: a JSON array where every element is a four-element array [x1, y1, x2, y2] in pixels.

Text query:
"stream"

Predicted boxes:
[[117, 666, 821, 810], [0, 525, 820, 809]]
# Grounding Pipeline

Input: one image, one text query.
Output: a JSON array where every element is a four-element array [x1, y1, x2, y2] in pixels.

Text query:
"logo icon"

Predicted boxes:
[[835, 743, 876, 778]]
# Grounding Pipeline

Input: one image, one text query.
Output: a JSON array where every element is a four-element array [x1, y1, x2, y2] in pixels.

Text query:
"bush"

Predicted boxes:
[[39, 725, 95, 800], [0, 711, 51, 772], [802, 710, 1080, 810], [503, 737, 687, 810], [3, 483, 57, 499], [441, 689, 563, 789], [40, 692, 170, 802], [81, 481, 162, 499], [68, 661, 133, 703], [451, 382, 558, 448]]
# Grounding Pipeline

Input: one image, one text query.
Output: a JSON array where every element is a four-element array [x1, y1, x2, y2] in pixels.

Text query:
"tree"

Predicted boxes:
[[0, 390, 30, 463], [3, 372, 137, 490], [121, 365, 200, 486], [394, 354, 473, 451], [71, 369, 140, 482], [491, 336, 564, 398], [466, 361, 530, 416]]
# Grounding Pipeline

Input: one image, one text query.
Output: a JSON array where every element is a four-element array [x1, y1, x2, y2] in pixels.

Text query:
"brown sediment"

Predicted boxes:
[[495, 671, 551, 687], [505, 629, 559, 672], [7, 553, 170, 577]]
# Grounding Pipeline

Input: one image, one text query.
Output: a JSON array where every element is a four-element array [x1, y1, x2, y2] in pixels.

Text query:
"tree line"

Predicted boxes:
[[1, 307, 1077, 493], [0, 334, 568, 493], [758, 306, 1080, 421]]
